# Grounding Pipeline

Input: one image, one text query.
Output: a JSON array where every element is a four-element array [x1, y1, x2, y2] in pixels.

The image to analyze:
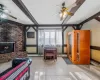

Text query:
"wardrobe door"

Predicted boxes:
[[76, 32, 80, 61], [67, 33, 72, 58]]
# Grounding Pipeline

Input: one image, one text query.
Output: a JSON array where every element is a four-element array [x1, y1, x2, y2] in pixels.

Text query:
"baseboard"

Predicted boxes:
[[91, 59, 100, 64]]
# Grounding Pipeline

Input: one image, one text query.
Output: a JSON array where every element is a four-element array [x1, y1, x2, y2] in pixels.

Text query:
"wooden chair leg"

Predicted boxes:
[[45, 56, 46, 60], [55, 55, 57, 61]]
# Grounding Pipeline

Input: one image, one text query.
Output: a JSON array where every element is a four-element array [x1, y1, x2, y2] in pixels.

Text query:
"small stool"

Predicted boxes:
[[44, 53, 55, 60]]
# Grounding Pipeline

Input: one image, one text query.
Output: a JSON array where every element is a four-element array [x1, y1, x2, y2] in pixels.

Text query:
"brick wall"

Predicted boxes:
[[0, 23, 27, 63], [0, 23, 24, 51]]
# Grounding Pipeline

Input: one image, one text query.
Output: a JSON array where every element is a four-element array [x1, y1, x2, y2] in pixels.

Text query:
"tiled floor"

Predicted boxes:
[[29, 57, 100, 80], [0, 57, 100, 80], [0, 61, 12, 73]]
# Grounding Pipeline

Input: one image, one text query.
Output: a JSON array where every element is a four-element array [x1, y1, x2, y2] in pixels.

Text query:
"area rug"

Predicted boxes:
[[62, 57, 72, 64]]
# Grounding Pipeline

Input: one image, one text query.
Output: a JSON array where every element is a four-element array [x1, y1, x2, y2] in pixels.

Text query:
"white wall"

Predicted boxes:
[[26, 26, 74, 54], [26, 27, 36, 45], [64, 27, 73, 44], [82, 19, 100, 46], [64, 27, 73, 53], [26, 27, 37, 53], [67, 0, 100, 24], [82, 19, 100, 62]]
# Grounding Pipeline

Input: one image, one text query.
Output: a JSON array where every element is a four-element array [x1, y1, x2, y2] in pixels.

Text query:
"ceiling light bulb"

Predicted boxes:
[[60, 12, 62, 17], [1, 14, 7, 19], [63, 11, 67, 18], [59, 12, 67, 20]]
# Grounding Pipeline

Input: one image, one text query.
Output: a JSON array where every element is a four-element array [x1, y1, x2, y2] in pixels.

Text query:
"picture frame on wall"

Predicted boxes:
[[27, 32, 35, 38]]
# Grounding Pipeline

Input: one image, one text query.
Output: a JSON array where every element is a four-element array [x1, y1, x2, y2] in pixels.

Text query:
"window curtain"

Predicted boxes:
[[38, 29, 62, 54]]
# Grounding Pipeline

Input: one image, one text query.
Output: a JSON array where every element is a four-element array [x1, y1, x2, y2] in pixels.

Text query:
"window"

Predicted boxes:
[[56, 30, 62, 45], [50, 31, 55, 45], [45, 32, 50, 45], [38, 29, 62, 46]]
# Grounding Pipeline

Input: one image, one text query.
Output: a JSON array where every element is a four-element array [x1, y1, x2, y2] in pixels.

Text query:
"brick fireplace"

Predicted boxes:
[[0, 22, 27, 63], [0, 42, 15, 54]]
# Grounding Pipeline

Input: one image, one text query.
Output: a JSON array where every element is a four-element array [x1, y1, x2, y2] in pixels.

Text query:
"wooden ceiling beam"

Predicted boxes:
[[95, 16, 100, 22], [62, 0, 85, 24], [80, 12, 100, 25], [25, 24, 78, 27], [12, 0, 39, 25]]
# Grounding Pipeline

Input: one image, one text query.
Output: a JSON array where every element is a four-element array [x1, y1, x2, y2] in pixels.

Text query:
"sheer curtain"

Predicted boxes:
[[38, 29, 62, 54]]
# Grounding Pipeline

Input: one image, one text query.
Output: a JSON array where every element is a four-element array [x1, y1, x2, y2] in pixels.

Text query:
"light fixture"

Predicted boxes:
[[0, 4, 5, 10], [1, 14, 7, 19], [59, 2, 75, 21], [60, 11, 67, 20], [0, 4, 17, 20], [59, 8, 74, 20]]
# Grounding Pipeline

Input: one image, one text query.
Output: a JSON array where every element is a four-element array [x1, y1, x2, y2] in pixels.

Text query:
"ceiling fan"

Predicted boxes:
[[0, 4, 17, 20], [59, 2, 77, 20]]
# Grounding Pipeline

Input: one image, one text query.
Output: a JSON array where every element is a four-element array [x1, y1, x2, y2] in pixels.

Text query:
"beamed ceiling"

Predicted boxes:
[[95, 16, 100, 22], [67, 0, 100, 24], [0, 0, 33, 24], [0, 0, 100, 24]]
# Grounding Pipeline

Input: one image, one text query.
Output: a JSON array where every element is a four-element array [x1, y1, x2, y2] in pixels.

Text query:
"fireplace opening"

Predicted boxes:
[[0, 42, 14, 54]]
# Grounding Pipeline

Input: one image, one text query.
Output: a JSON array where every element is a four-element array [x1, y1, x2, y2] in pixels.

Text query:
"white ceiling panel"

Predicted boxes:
[[0, 0, 33, 24], [67, 0, 100, 24], [0, 0, 99, 24], [22, 0, 76, 24]]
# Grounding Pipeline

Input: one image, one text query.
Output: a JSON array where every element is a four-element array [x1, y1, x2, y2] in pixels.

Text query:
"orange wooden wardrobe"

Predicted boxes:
[[67, 30, 90, 64]]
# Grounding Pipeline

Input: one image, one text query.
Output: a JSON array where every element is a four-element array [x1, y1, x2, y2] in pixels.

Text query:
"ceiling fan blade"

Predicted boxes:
[[6, 13, 17, 19], [0, 4, 5, 10], [0, 9, 17, 19], [60, 12, 64, 21], [66, 11, 74, 16]]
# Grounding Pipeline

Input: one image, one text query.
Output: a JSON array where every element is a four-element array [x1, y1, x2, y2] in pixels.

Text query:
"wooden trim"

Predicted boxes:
[[64, 53, 67, 54], [63, 44, 67, 47], [90, 46, 100, 51], [32, 26, 37, 31], [25, 24, 78, 27], [72, 25, 83, 30], [28, 53, 37, 54], [62, 29, 64, 54], [38, 28, 62, 30], [91, 59, 100, 64], [36, 27, 38, 54], [23, 27, 26, 51], [72, 26, 76, 30], [63, 26, 68, 31], [80, 12, 100, 25], [95, 16, 100, 22], [26, 27, 31, 32], [26, 45, 37, 47]]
